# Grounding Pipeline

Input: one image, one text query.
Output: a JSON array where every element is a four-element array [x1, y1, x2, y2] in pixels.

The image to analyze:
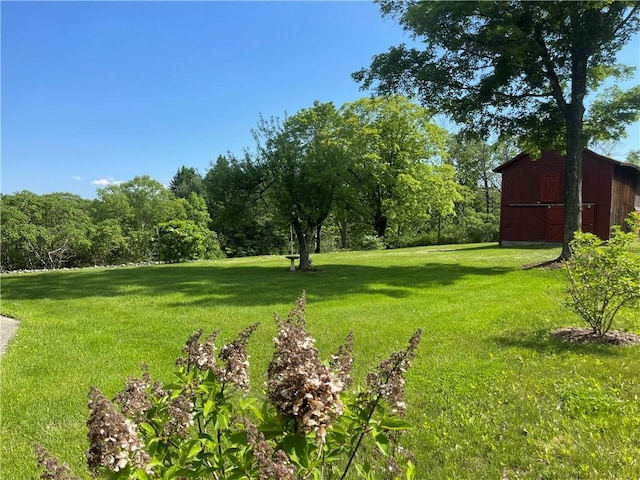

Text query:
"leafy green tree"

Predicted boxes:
[[340, 95, 455, 241], [626, 149, 640, 166], [169, 166, 205, 199], [156, 219, 222, 262], [204, 154, 285, 257], [0, 196, 38, 270], [95, 176, 178, 261], [0, 192, 93, 270], [354, 1, 640, 259], [89, 219, 128, 266], [447, 134, 509, 215], [256, 102, 351, 270]]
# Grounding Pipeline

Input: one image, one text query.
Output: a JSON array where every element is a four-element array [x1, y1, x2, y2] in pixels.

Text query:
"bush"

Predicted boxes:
[[35, 293, 420, 480], [156, 220, 224, 262], [355, 235, 386, 251], [563, 213, 640, 336]]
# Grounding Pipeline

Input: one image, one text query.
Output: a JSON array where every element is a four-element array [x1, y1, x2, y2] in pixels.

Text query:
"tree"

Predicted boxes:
[[340, 95, 454, 241], [354, 1, 640, 258], [255, 102, 351, 270], [204, 154, 285, 257], [627, 149, 640, 166], [0, 192, 93, 270], [95, 176, 180, 261], [169, 166, 205, 199], [156, 220, 222, 262]]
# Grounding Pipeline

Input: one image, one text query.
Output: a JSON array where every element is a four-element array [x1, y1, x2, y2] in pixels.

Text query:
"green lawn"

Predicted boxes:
[[1, 244, 640, 479]]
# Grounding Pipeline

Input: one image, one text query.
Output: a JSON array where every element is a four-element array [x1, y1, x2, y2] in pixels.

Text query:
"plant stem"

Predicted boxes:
[[338, 395, 380, 480]]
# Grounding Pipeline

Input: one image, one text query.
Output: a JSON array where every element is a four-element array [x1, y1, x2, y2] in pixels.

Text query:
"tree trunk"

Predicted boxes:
[[339, 221, 349, 249], [561, 46, 587, 260], [372, 209, 387, 239], [481, 144, 491, 214], [293, 218, 314, 270], [315, 224, 321, 254]]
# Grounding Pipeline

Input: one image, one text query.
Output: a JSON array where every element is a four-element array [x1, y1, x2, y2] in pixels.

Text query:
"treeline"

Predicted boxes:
[[1, 177, 223, 271], [1, 95, 509, 271]]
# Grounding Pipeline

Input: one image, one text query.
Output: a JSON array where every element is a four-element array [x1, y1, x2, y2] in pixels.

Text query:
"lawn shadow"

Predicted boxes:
[[492, 327, 626, 357], [1, 260, 513, 308]]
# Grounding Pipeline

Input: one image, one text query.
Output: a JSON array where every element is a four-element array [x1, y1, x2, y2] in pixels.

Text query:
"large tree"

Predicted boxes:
[[340, 95, 454, 241], [95, 176, 179, 261], [255, 101, 350, 270], [1, 192, 93, 270], [169, 166, 205, 199], [203, 153, 284, 257], [354, 1, 640, 258]]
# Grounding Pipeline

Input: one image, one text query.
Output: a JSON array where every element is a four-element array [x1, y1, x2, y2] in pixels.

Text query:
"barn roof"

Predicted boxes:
[[493, 149, 640, 175]]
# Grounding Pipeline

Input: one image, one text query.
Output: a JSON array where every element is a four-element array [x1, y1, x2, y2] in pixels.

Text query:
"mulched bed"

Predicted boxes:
[[551, 327, 640, 346]]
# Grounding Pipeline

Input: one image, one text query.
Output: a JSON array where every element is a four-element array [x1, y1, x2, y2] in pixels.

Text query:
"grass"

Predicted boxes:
[[1, 243, 640, 479]]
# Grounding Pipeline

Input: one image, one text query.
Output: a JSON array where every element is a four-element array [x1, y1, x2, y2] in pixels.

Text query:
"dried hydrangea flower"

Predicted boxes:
[[112, 364, 166, 422], [86, 386, 150, 474], [245, 420, 295, 480], [218, 322, 259, 391], [176, 329, 221, 373], [163, 389, 195, 439], [365, 329, 422, 415], [34, 444, 81, 480], [330, 331, 354, 389], [266, 292, 344, 441]]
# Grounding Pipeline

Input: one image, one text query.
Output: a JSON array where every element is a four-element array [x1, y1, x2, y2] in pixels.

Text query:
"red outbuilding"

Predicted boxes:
[[493, 149, 640, 245]]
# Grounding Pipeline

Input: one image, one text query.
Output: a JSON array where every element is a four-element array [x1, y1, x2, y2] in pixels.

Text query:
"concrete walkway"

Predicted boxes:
[[0, 316, 20, 356]]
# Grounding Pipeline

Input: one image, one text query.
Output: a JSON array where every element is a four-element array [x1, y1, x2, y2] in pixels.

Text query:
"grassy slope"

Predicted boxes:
[[1, 244, 639, 479]]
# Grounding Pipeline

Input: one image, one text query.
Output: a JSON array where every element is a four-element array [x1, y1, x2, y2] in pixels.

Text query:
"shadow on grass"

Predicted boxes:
[[1, 261, 512, 308], [492, 328, 624, 357]]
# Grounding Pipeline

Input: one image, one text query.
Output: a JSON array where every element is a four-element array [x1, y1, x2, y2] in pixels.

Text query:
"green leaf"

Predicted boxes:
[[405, 460, 416, 480], [203, 399, 215, 417], [186, 440, 203, 460], [374, 431, 390, 456], [379, 417, 414, 431]]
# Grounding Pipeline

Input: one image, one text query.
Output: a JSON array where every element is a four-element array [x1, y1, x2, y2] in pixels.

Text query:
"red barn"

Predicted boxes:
[[493, 149, 640, 245]]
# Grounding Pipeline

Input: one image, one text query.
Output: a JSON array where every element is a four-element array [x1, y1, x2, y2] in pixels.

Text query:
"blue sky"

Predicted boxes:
[[2, 1, 639, 199]]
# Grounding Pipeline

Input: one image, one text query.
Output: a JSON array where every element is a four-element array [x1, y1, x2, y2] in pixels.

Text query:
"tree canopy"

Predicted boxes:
[[354, 0, 640, 258]]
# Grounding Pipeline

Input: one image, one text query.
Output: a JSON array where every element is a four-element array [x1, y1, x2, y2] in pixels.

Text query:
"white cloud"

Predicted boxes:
[[72, 176, 83, 181], [91, 178, 123, 188]]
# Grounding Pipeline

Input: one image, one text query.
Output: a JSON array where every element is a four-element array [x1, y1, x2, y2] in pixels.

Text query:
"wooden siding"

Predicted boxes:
[[582, 152, 613, 239], [611, 165, 639, 228], [495, 149, 639, 243]]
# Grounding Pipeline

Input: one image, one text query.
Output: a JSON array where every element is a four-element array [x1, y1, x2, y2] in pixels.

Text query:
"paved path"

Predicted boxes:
[[0, 316, 20, 356]]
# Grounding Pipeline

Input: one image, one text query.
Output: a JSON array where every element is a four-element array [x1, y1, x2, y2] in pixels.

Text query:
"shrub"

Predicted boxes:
[[35, 292, 420, 479], [562, 213, 640, 336], [355, 235, 386, 251], [156, 220, 224, 262]]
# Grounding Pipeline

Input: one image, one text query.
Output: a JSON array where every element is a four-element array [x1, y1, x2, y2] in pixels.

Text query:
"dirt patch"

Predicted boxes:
[[551, 327, 640, 346], [522, 259, 564, 270]]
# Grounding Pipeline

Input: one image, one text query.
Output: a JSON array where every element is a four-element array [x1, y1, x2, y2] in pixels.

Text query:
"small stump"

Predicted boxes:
[[285, 255, 299, 271]]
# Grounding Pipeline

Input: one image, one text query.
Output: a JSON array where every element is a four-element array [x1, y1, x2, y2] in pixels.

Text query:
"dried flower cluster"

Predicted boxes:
[[113, 365, 166, 422], [365, 328, 422, 415], [329, 330, 354, 389], [176, 329, 220, 371], [176, 324, 259, 391], [34, 444, 81, 480], [86, 386, 150, 473], [266, 292, 344, 441], [164, 390, 195, 438], [245, 421, 295, 480], [218, 322, 259, 390]]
